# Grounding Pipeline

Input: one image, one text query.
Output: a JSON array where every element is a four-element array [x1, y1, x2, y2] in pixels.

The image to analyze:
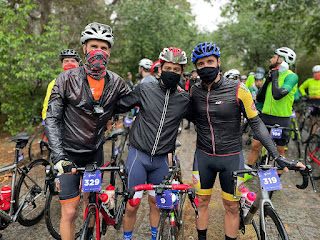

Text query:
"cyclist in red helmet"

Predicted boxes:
[[116, 46, 189, 240]]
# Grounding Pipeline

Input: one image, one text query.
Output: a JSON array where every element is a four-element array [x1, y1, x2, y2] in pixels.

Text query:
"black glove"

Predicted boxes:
[[55, 159, 77, 174], [275, 155, 298, 169]]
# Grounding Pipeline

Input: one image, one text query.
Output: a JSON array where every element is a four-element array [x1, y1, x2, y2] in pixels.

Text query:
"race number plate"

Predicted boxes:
[[258, 168, 282, 191], [82, 170, 102, 192], [155, 190, 173, 209], [271, 128, 282, 139]]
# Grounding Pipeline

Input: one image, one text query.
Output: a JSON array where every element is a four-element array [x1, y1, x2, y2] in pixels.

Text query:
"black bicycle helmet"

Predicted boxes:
[[59, 49, 81, 62]]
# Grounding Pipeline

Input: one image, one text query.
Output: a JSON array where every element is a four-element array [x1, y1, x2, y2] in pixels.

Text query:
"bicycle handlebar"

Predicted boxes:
[[129, 183, 199, 218]]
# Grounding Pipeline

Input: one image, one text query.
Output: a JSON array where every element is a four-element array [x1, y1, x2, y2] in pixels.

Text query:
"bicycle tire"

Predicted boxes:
[[300, 114, 313, 143], [14, 158, 49, 226], [113, 159, 127, 230], [260, 205, 289, 240], [45, 188, 83, 239], [156, 210, 177, 240], [305, 134, 320, 179], [80, 207, 101, 240], [28, 129, 50, 161]]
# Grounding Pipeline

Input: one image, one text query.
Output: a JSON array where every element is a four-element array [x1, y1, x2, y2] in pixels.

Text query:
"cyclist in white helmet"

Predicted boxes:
[[139, 58, 157, 83], [45, 22, 131, 240], [224, 69, 241, 81]]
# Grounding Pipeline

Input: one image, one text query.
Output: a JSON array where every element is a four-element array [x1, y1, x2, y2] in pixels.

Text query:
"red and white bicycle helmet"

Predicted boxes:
[[159, 47, 187, 66]]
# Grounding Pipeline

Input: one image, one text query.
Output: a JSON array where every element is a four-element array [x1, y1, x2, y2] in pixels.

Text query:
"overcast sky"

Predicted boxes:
[[187, 0, 228, 32]]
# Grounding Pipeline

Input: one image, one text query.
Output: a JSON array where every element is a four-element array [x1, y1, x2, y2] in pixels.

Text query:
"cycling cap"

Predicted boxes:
[[274, 47, 296, 66], [224, 69, 240, 79], [81, 22, 114, 47], [254, 73, 264, 80], [183, 72, 190, 76], [191, 42, 220, 64], [159, 47, 187, 65], [256, 67, 265, 74], [150, 60, 161, 74], [139, 58, 153, 70], [312, 65, 320, 73], [240, 75, 247, 80], [59, 49, 81, 62]]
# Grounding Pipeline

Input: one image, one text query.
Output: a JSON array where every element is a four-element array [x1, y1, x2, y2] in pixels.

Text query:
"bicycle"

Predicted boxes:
[[232, 163, 316, 240], [44, 127, 128, 239], [0, 132, 49, 230], [129, 183, 199, 240], [76, 162, 130, 240]]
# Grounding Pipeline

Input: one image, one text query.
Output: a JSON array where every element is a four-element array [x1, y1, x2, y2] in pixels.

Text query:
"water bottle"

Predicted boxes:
[[240, 187, 249, 209], [105, 184, 115, 209], [0, 186, 12, 210], [171, 180, 179, 210], [242, 192, 256, 217]]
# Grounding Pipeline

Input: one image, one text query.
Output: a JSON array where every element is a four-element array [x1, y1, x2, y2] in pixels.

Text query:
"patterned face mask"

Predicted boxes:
[[63, 62, 77, 71], [85, 49, 110, 80]]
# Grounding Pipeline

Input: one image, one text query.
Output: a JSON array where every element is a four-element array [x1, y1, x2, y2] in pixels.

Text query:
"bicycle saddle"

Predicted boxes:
[[9, 132, 30, 149]]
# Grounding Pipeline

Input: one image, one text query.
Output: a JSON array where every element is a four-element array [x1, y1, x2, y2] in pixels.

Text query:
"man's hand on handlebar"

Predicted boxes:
[[55, 159, 77, 174], [275, 155, 305, 172]]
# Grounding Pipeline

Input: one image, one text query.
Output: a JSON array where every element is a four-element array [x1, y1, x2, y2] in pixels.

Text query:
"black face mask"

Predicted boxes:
[[197, 66, 220, 83], [160, 71, 181, 89]]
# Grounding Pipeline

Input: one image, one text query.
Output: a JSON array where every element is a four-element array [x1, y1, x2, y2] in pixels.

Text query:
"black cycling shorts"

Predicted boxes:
[[57, 145, 104, 202], [253, 114, 290, 146], [192, 149, 244, 201]]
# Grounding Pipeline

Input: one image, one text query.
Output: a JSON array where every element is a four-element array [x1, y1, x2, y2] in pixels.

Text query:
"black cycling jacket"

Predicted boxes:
[[116, 81, 190, 156], [45, 67, 131, 164]]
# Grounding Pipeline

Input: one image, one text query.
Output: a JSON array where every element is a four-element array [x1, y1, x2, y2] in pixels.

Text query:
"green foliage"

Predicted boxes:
[[0, 0, 66, 134]]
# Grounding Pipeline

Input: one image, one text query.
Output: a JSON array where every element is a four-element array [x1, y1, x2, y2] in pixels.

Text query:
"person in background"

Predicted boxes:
[[42, 49, 81, 121], [249, 73, 264, 112], [126, 72, 134, 89], [150, 60, 161, 80], [240, 75, 247, 83], [185, 69, 200, 129], [139, 58, 157, 84]]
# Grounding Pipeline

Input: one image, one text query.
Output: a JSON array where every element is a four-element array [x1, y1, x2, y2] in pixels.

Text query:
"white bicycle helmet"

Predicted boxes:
[[312, 65, 320, 73], [274, 47, 296, 66], [81, 22, 114, 47], [224, 69, 240, 80], [241, 75, 247, 80], [139, 58, 153, 70]]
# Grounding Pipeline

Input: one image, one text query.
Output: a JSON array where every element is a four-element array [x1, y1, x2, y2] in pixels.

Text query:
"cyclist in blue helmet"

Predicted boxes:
[[189, 42, 304, 240]]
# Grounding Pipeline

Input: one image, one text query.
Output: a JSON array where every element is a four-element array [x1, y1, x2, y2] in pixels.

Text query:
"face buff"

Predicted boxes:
[[85, 49, 110, 80], [63, 62, 77, 71], [314, 73, 320, 80]]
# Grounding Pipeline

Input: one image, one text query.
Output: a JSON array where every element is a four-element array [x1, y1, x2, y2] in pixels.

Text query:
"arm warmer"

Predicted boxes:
[[271, 70, 289, 100], [248, 115, 280, 159], [256, 74, 271, 103]]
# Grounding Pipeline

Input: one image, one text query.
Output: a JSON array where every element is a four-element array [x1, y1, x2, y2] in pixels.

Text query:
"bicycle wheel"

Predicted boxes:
[[45, 189, 83, 239], [113, 160, 127, 230], [300, 114, 313, 143], [260, 205, 289, 240], [28, 129, 50, 161], [14, 158, 49, 226], [156, 210, 178, 240], [80, 207, 101, 240], [305, 134, 320, 179]]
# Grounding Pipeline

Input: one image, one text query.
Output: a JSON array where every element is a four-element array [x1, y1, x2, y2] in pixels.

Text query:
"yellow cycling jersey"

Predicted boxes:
[[299, 78, 320, 99]]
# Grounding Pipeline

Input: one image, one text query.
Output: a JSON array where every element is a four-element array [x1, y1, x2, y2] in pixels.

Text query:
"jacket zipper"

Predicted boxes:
[[206, 89, 215, 154], [151, 89, 170, 157]]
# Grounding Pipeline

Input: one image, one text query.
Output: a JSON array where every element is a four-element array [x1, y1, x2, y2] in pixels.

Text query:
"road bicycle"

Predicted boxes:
[[44, 128, 128, 239], [28, 127, 50, 162], [232, 163, 315, 240], [0, 132, 48, 231], [129, 183, 199, 240], [76, 161, 130, 240]]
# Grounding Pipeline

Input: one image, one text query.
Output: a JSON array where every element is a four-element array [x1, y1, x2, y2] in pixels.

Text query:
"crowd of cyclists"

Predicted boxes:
[[3, 21, 318, 240]]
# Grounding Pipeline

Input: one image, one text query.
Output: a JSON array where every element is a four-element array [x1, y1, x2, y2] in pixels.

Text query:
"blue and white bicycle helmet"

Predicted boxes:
[[191, 42, 221, 64]]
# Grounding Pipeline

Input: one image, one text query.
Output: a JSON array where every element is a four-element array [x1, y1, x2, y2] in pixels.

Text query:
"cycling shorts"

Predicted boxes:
[[57, 145, 104, 202], [253, 114, 290, 146], [309, 99, 320, 117], [192, 149, 244, 201], [126, 146, 169, 197]]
